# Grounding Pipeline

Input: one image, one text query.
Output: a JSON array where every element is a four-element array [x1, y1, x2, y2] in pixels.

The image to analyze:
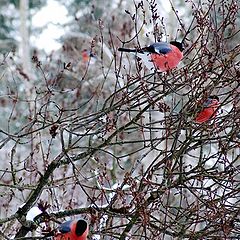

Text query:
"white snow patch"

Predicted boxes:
[[26, 206, 42, 221]]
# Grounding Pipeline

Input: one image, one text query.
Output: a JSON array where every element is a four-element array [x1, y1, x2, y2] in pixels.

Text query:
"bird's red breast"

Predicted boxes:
[[81, 50, 90, 63], [195, 98, 219, 123], [150, 45, 183, 71]]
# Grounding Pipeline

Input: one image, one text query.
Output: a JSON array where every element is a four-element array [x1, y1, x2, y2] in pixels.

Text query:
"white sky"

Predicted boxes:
[[31, 0, 69, 53]]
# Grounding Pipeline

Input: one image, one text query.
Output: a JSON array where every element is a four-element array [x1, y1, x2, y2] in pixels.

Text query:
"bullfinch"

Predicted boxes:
[[81, 49, 96, 64], [195, 96, 220, 123], [118, 41, 184, 72], [54, 219, 89, 240]]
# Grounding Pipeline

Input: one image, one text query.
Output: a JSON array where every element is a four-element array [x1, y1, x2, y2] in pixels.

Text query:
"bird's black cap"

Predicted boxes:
[[209, 95, 219, 101], [170, 41, 184, 52], [76, 219, 88, 236]]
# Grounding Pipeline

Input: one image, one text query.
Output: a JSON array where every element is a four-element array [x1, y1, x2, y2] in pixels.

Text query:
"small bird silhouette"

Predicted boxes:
[[118, 41, 184, 72], [54, 219, 89, 240], [195, 96, 220, 123]]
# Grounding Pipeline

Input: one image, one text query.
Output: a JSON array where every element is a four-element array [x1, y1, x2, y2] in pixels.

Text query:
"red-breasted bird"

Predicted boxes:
[[118, 41, 184, 72], [54, 219, 89, 240], [195, 96, 220, 123], [81, 49, 96, 64]]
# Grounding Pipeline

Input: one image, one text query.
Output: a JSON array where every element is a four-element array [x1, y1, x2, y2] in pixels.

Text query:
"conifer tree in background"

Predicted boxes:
[[0, 0, 239, 239]]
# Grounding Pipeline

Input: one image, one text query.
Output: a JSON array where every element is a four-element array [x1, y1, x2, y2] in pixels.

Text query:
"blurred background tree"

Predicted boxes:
[[0, 0, 239, 239]]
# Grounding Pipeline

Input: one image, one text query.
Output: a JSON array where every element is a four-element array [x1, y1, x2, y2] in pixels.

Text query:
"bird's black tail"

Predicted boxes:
[[118, 47, 137, 53], [118, 48, 145, 53]]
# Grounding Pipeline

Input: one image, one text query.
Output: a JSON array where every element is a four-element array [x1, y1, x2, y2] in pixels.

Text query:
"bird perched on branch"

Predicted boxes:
[[54, 219, 89, 240], [81, 49, 96, 65], [195, 96, 220, 123], [118, 41, 184, 72]]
